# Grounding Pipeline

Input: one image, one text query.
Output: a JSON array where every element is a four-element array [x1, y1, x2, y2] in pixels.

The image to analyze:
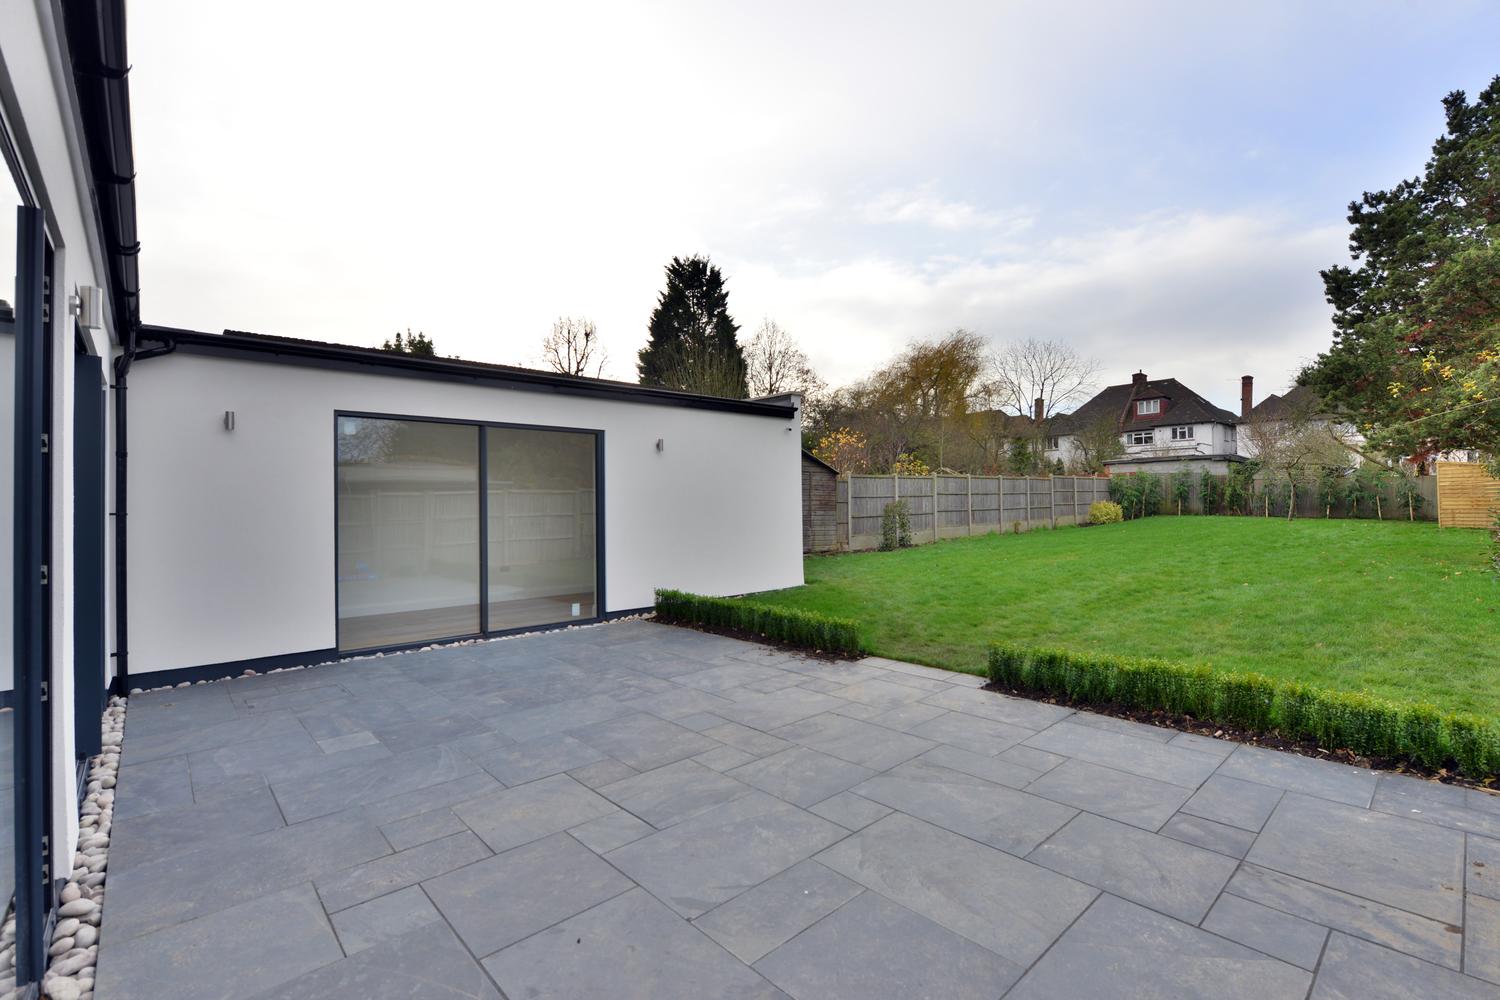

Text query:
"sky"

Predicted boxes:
[[126, 0, 1500, 413]]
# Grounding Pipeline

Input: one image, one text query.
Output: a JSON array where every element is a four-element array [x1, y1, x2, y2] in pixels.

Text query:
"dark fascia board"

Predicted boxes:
[[1104, 453, 1246, 466], [136, 325, 799, 419]]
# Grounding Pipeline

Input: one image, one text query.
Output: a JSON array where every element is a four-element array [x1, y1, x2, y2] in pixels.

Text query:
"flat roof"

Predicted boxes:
[[136, 325, 799, 419]]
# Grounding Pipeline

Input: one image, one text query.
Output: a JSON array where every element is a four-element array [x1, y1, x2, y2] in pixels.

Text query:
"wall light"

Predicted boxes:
[[223, 411, 236, 431], [655, 438, 664, 452]]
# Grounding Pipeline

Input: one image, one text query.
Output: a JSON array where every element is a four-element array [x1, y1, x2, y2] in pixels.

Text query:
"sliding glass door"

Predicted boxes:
[[335, 415, 600, 652]]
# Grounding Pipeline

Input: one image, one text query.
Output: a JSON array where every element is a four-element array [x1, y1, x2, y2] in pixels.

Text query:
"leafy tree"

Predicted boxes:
[[382, 329, 436, 357], [1393, 471, 1426, 521], [890, 452, 932, 477], [1224, 461, 1258, 515], [638, 255, 748, 397], [1007, 438, 1040, 475], [1052, 458, 1066, 475], [1316, 467, 1346, 518], [1199, 469, 1220, 514], [812, 427, 868, 475], [541, 316, 606, 377], [1302, 78, 1500, 467]]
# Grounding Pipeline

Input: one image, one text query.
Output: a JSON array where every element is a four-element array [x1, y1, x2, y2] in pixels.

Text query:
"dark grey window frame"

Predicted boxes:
[[332, 410, 606, 653]]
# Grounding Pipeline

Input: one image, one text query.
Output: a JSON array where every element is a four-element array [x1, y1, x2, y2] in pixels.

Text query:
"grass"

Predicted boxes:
[[745, 517, 1500, 717]]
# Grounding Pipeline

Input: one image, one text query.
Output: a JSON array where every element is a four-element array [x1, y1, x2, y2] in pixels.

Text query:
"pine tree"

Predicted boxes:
[[638, 256, 748, 397]]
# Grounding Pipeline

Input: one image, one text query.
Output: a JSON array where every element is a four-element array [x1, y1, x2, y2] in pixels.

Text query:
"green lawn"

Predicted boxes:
[[747, 518, 1500, 717]]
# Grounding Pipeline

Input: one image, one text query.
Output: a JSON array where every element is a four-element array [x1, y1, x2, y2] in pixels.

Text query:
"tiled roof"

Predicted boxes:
[[1053, 378, 1240, 434]]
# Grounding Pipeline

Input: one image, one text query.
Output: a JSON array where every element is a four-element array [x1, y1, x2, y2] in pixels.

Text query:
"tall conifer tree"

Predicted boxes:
[[638, 255, 748, 398]]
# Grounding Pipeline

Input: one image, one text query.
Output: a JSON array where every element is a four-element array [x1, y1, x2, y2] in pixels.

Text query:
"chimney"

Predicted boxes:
[[1132, 371, 1147, 389], [1033, 396, 1045, 422], [1241, 375, 1253, 419]]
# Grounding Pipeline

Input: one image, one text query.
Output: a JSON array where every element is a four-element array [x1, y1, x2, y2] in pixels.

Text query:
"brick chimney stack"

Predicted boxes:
[[1241, 375, 1254, 419], [1033, 396, 1045, 422], [1132, 371, 1147, 388]]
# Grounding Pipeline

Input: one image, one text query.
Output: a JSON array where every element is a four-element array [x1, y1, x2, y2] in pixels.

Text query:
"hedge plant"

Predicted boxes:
[[987, 643, 1500, 777], [1087, 501, 1123, 525], [654, 589, 863, 657]]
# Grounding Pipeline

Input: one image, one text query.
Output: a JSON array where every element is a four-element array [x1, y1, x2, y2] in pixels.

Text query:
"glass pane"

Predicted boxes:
[[336, 417, 480, 650], [487, 427, 597, 630]]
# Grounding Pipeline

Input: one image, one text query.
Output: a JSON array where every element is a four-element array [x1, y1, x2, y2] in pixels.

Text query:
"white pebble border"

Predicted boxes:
[[125, 615, 651, 696]]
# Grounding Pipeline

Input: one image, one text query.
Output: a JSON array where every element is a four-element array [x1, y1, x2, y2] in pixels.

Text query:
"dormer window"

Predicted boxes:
[[1136, 398, 1161, 416]]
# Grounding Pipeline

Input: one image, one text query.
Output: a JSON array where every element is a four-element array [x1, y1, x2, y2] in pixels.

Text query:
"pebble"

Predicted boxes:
[[73, 927, 97, 949], [57, 900, 96, 919], [42, 974, 84, 1000], [47, 937, 73, 957], [59, 884, 80, 904]]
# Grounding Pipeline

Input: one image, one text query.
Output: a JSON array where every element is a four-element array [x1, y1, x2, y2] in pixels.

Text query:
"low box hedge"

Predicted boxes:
[[988, 643, 1500, 778], [654, 589, 863, 657]]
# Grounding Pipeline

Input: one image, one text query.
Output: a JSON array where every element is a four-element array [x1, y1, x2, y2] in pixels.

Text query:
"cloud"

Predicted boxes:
[[860, 188, 1032, 234]]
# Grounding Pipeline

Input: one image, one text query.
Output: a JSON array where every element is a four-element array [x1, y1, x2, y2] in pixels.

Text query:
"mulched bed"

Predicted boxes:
[[985, 681, 1500, 795]]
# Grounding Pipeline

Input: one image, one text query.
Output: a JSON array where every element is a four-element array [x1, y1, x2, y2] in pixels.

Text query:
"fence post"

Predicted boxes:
[[1050, 477, 1058, 528], [966, 475, 974, 536]]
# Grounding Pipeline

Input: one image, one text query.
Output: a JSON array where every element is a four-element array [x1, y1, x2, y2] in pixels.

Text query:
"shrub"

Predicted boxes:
[[1087, 501, 1123, 525], [880, 500, 913, 551], [985, 643, 1500, 777], [1199, 470, 1220, 515], [1393, 472, 1425, 521], [653, 589, 863, 656], [1169, 469, 1193, 515]]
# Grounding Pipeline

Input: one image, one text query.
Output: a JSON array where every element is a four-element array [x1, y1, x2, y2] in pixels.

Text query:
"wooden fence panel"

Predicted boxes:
[[1438, 461, 1500, 529]]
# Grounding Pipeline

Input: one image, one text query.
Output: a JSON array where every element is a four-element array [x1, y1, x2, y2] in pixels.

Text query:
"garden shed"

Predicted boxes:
[[802, 450, 839, 553]]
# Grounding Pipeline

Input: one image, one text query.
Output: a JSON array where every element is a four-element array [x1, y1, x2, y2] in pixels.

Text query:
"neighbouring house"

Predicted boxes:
[[0, 5, 803, 993], [1243, 383, 1368, 467], [801, 450, 839, 553], [1046, 371, 1246, 475]]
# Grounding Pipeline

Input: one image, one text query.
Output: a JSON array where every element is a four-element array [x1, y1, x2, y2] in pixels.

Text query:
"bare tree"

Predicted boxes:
[[745, 319, 826, 399], [983, 339, 1098, 456], [541, 317, 607, 378], [1067, 411, 1125, 473], [1242, 395, 1356, 518]]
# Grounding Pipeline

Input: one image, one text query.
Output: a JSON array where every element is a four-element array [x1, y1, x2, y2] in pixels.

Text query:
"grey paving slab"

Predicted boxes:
[[861, 700, 949, 732], [108, 785, 286, 871], [94, 883, 343, 1000], [807, 790, 892, 831], [1066, 710, 1177, 743], [772, 712, 936, 771], [715, 687, 851, 731], [676, 662, 796, 693], [484, 888, 789, 1000], [317, 730, 380, 753], [694, 859, 863, 964], [569, 711, 719, 770], [569, 809, 656, 853], [597, 758, 754, 828], [425, 831, 634, 957], [377, 803, 467, 851], [622, 685, 738, 720], [915, 743, 1042, 789], [1310, 932, 1500, 999], [1169, 730, 1238, 758], [248, 920, 502, 1000], [105, 808, 392, 942], [995, 743, 1066, 774], [123, 710, 308, 766], [816, 812, 1097, 966], [1248, 792, 1465, 924], [359, 771, 503, 826], [113, 754, 195, 819], [754, 890, 1024, 1000], [1202, 892, 1330, 970], [472, 732, 608, 786], [694, 744, 759, 771], [1160, 811, 1257, 858], [1023, 720, 1222, 788], [852, 755, 1076, 855], [492, 692, 635, 741], [701, 719, 795, 757], [315, 829, 492, 912], [1180, 773, 1284, 831], [453, 773, 618, 852], [727, 746, 876, 807], [907, 710, 1032, 756], [1471, 834, 1500, 901], [567, 756, 640, 788], [1028, 812, 1239, 923], [328, 884, 444, 954], [1217, 744, 1379, 807], [1027, 757, 1192, 830], [1227, 863, 1463, 969], [1372, 772, 1500, 839], [1006, 894, 1312, 1000], [606, 790, 846, 918], [1468, 894, 1500, 986], [270, 744, 480, 823], [920, 684, 1073, 730], [826, 677, 931, 710], [368, 712, 491, 754]]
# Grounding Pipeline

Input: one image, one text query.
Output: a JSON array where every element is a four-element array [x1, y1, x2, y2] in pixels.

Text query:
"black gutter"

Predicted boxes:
[[136, 325, 800, 419]]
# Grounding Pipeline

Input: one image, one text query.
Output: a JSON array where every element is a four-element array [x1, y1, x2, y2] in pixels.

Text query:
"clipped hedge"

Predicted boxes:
[[654, 589, 863, 657], [988, 643, 1500, 777]]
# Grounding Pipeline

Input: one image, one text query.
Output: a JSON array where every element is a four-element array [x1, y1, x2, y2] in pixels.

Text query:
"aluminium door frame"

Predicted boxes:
[[331, 409, 606, 654]]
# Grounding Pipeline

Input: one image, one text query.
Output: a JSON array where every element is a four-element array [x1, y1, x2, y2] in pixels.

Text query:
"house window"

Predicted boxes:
[[1127, 430, 1154, 446], [1136, 398, 1161, 416], [1046, 436, 1060, 451], [1171, 425, 1194, 441], [1226, 425, 1236, 445]]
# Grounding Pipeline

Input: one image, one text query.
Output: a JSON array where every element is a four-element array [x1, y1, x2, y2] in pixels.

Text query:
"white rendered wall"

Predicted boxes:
[[127, 352, 805, 674], [2, 0, 125, 876]]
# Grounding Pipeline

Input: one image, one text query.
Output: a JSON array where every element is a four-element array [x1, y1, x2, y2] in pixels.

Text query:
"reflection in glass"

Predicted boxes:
[[336, 417, 481, 650], [486, 427, 597, 630], [3, 171, 23, 963]]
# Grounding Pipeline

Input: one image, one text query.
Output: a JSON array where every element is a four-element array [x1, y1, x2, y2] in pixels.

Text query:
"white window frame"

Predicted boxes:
[[1127, 430, 1154, 446], [1046, 436, 1060, 451], [1170, 425, 1194, 441], [1136, 398, 1161, 415]]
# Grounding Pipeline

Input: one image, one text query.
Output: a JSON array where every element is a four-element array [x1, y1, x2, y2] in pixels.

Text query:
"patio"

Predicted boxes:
[[93, 620, 1499, 1000]]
